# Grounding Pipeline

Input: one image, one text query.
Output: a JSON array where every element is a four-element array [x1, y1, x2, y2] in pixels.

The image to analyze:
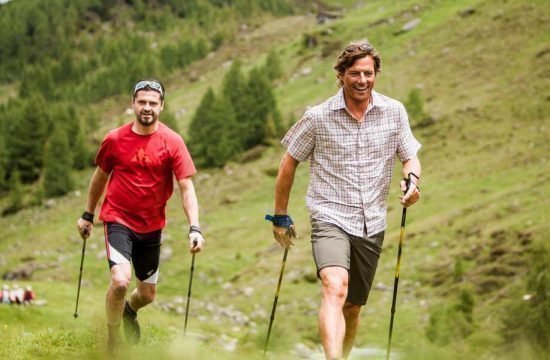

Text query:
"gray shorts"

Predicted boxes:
[[311, 219, 385, 305]]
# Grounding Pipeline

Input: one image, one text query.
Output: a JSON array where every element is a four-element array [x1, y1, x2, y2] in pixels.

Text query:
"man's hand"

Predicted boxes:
[[77, 218, 93, 240], [266, 214, 297, 248], [189, 227, 204, 254], [399, 176, 420, 207]]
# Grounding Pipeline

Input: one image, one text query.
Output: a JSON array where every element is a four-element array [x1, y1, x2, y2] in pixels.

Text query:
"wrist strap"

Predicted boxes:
[[81, 211, 94, 223], [265, 214, 294, 228], [189, 225, 202, 234], [408, 172, 420, 181]]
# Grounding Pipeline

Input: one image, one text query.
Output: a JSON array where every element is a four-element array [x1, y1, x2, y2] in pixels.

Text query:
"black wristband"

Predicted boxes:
[[408, 172, 420, 181], [189, 225, 201, 234], [403, 177, 420, 192], [81, 211, 94, 223]]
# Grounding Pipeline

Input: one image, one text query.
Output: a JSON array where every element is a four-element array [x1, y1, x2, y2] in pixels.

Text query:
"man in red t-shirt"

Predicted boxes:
[[77, 79, 205, 351]]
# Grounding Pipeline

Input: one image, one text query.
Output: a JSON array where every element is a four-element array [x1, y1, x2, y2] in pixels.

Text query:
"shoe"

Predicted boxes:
[[123, 300, 141, 344]]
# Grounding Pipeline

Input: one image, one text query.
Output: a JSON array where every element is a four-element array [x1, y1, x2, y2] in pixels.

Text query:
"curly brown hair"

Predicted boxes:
[[333, 41, 381, 86]]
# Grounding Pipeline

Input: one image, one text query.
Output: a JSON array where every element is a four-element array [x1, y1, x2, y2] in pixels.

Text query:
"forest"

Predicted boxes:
[[0, 0, 295, 211]]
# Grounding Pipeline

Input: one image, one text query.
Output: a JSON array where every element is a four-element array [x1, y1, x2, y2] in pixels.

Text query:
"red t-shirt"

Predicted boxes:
[[96, 122, 196, 233]]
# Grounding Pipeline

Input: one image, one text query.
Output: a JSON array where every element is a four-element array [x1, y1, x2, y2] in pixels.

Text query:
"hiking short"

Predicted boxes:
[[311, 219, 385, 305], [104, 222, 162, 284]]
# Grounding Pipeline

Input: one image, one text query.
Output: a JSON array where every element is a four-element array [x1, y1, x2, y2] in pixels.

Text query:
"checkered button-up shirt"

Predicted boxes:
[[282, 88, 421, 237]]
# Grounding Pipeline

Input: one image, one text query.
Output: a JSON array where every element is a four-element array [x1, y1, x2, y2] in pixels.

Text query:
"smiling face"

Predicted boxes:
[[133, 89, 164, 127], [338, 55, 377, 107]]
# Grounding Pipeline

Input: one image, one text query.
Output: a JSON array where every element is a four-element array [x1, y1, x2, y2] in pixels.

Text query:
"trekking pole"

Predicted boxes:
[[73, 237, 87, 318], [263, 246, 289, 355], [184, 241, 197, 336], [386, 176, 413, 359]]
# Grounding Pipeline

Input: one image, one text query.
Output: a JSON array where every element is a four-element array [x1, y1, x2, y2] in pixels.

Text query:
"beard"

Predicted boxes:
[[136, 112, 157, 127]]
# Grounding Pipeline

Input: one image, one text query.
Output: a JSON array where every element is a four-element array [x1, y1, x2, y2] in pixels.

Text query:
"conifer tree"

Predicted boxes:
[[222, 60, 245, 105], [161, 108, 180, 134], [4, 170, 23, 216], [43, 125, 74, 197], [188, 88, 240, 167], [240, 67, 277, 149], [8, 94, 49, 183], [0, 133, 7, 190], [72, 126, 89, 170]]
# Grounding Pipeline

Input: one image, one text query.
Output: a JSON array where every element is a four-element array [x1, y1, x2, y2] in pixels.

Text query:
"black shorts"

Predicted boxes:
[[311, 219, 385, 305], [104, 222, 162, 284]]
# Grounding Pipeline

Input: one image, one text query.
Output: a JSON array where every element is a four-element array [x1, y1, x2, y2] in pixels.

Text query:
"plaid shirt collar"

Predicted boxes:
[[330, 88, 389, 112]]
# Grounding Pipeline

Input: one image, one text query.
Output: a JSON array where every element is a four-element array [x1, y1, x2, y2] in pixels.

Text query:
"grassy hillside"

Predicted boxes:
[[0, 0, 548, 359]]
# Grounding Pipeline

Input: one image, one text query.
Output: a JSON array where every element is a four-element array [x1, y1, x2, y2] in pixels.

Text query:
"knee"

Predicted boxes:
[[321, 272, 348, 300], [110, 277, 130, 297]]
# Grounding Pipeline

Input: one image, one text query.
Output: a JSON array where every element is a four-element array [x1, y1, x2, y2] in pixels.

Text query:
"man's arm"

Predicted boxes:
[[400, 156, 421, 207], [177, 177, 203, 253], [77, 167, 109, 239], [272, 152, 300, 247], [275, 152, 300, 214]]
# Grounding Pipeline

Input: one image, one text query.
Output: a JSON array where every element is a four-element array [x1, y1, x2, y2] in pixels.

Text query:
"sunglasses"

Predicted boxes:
[[134, 80, 164, 98], [344, 43, 373, 53]]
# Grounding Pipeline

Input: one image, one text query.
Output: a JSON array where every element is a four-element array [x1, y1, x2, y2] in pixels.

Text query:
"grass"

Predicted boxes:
[[1, 0, 549, 358]]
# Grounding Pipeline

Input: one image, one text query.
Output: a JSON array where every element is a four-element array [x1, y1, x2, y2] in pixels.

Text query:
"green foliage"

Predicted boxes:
[[161, 108, 180, 134], [6, 94, 50, 183], [405, 88, 426, 124], [0, 133, 7, 190], [71, 126, 89, 171], [189, 60, 282, 167], [0, 0, 301, 200], [42, 125, 74, 198], [3, 170, 23, 216], [453, 258, 465, 282], [265, 49, 283, 81], [188, 88, 241, 167], [239, 67, 277, 148], [501, 243, 549, 350], [426, 288, 476, 345]]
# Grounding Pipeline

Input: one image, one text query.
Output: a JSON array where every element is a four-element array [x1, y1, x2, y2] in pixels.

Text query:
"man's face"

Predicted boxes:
[[339, 56, 377, 105], [133, 90, 164, 127]]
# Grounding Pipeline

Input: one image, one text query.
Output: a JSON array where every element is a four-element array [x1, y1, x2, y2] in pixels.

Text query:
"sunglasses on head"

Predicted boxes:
[[344, 43, 373, 53], [134, 80, 164, 98]]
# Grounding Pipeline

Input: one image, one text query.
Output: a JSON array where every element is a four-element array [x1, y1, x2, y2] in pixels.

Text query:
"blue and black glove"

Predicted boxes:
[[265, 214, 297, 247]]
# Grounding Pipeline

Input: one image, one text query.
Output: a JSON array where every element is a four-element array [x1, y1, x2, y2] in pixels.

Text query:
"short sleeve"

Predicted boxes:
[[281, 112, 316, 162], [172, 137, 197, 180], [396, 104, 422, 162], [95, 133, 114, 173]]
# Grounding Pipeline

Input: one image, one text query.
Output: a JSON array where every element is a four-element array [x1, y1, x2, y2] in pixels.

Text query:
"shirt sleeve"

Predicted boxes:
[[172, 136, 197, 180], [396, 104, 422, 162], [281, 112, 316, 162], [95, 133, 114, 173]]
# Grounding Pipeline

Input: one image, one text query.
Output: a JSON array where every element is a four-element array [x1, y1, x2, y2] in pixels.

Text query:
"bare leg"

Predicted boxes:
[[343, 302, 362, 358], [128, 279, 157, 312], [319, 266, 349, 360], [106, 263, 132, 349]]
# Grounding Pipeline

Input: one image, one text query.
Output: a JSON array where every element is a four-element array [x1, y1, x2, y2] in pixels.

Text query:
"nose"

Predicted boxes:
[[359, 73, 367, 83]]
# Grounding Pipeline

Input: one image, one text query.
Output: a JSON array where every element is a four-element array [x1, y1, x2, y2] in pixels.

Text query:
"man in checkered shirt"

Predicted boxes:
[[269, 41, 422, 359]]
